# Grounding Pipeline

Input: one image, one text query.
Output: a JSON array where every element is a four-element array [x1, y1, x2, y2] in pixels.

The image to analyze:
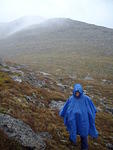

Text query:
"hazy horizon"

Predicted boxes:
[[0, 0, 113, 29]]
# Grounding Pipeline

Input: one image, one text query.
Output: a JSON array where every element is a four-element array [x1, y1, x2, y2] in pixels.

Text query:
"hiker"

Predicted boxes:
[[59, 83, 98, 150]]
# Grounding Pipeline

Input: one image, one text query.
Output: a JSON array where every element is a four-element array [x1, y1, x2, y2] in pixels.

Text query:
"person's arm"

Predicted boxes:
[[87, 96, 97, 114], [86, 96, 99, 138], [59, 98, 70, 118]]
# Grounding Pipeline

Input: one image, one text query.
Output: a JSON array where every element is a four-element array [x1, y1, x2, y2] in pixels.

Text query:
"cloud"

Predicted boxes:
[[0, 0, 113, 28]]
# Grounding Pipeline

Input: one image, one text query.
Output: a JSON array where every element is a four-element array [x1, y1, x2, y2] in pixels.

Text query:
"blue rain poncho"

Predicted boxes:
[[59, 83, 98, 143]]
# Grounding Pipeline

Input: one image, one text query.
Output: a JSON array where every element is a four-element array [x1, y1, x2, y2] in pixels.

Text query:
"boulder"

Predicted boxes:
[[0, 113, 46, 150]]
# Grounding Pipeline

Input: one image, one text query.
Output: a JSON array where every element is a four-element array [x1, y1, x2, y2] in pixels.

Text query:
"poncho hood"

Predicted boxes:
[[73, 84, 83, 97]]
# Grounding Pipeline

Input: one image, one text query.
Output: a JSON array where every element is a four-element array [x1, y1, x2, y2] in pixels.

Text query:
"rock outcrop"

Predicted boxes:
[[0, 113, 46, 150], [49, 100, 65, 110]]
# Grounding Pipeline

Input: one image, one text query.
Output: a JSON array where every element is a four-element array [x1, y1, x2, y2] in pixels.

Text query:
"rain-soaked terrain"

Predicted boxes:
[[0, 60, 113, 150]]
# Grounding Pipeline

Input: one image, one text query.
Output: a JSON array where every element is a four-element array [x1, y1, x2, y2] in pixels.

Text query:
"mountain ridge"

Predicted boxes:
[[0, 17, 113, 57], [0, 17, 113, 80]]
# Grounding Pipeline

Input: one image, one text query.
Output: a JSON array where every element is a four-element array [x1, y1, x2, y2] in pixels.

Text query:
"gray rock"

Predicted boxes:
[[32, 92, 37, 99], [13, 64, 28, 70], [37, 132, 52, 140], [99, 98, 113, 115], [39, 71, 51, 76], [49, 100, 65, 110], [102, 79, 107, 82], [93, 142, 99, 146], [105, 106, 113, 115], [84, 76, 94, 80], [101, 79, 112, 85], [10, 75, 22, 83], [69, 75, 77, 79], [0, 113, 46, 150], [57, 83, 68, 91], [25, 95, 32, 102], [24, 95, 45, 107], [106, 143, 113, 150], [1, 68, 10, 72], [36, 101, 45, 108], [1, 65, 24, 76], [24, 95, 35, 103], [96, 107, 102, 112], [9, 66, 24, 76], [23, 72, 46, 88]]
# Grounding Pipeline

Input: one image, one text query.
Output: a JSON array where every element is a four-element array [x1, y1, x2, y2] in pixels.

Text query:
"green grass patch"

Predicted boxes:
[[0, 72, 11, 84]]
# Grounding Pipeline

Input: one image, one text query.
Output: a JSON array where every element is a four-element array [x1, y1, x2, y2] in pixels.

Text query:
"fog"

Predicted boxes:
[[0, 0, 113, 28]]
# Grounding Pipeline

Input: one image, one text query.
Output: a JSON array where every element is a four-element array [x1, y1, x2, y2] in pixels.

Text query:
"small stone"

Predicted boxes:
[[93, 142, 99, 146], [84, 76, 94, 80], [49, 100, 65, 110], [105, 107, 113, 115], [106, 143, 113, 149], [37, 132, 52, 140], [96, 106, 102, 112], [1, 68, 10, 72], [10, 75, 22, 83], [57, 83, 68, 91], [25, 96, 32, 102]]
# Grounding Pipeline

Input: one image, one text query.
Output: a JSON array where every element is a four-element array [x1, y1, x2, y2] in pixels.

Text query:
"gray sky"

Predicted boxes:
[[0, 0, 113, 28]]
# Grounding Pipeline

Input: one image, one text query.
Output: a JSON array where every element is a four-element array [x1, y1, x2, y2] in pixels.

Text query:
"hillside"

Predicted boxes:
[[0, 60, 113, 149], [1, 18, 113, 56], [0, 18, 113, 80], [0, 18, 113, 149]]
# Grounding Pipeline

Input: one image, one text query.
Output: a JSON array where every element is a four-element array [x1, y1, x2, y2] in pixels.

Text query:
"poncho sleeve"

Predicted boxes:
[[86, 96, 97, 117], [86, 96, 98, 138], [59, 98, 70, 118]]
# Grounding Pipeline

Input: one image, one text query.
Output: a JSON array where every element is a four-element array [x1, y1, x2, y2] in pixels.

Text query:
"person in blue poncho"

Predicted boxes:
[[59, 83, 98, 150]]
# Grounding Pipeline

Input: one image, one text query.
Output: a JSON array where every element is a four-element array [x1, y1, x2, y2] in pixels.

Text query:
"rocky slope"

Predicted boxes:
[[0, 60, 113, 150], [0, 18, 113, 83]]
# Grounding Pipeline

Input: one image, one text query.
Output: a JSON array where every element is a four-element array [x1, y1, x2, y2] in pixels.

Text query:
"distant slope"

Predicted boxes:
[[0, 18, 113, 57], [0, 16, 46, 39]]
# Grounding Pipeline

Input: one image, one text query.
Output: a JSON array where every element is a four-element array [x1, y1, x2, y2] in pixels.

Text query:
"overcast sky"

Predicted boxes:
[[0, 0, 113, 28]]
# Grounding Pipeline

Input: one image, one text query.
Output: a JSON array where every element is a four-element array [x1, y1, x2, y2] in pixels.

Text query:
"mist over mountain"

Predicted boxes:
[[0, 16, 46, 38], [0, 17, 113, 58]]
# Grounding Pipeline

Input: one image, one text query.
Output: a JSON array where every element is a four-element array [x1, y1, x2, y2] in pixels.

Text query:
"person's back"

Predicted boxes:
[[59, 83, 98, 150]]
